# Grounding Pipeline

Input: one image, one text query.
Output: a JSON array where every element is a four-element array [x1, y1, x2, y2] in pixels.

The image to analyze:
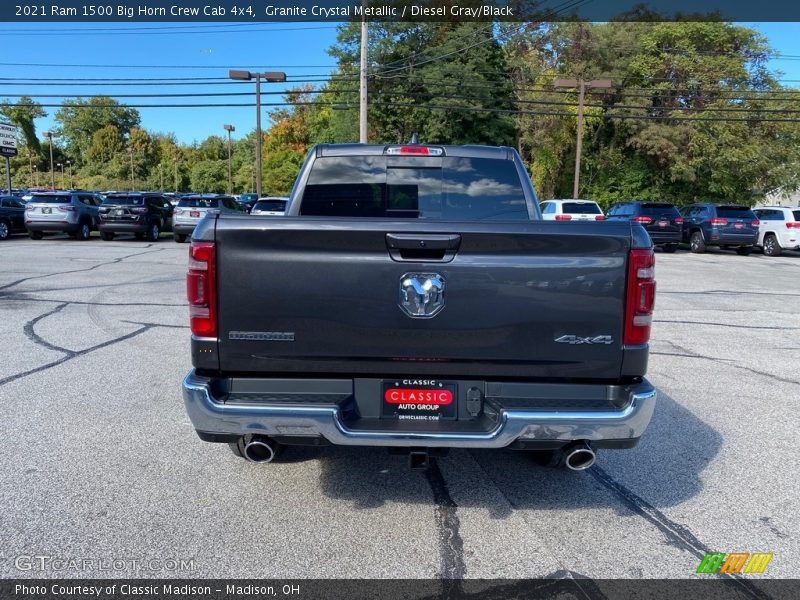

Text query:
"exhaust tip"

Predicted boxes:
[[243, 437, 276, 464], [564, 443, 596, 471]]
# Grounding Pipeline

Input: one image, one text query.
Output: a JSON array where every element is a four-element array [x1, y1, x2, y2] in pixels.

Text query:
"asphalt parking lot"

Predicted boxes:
[[0, 234, 797, 584]]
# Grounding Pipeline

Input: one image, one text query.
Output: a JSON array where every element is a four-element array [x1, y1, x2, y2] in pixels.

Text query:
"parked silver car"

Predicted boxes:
[[250, 197, 288, 216], [172, 194, 244, 243], [24, 192, 102, 240]]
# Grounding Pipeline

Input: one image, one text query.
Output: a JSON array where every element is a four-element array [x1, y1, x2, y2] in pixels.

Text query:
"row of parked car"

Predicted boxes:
[[539, 199, 800, 256], [0, 191, 288, 242]]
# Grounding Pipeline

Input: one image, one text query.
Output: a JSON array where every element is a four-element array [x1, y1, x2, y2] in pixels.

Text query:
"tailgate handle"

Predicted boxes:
[[386, 233, 461, 262]]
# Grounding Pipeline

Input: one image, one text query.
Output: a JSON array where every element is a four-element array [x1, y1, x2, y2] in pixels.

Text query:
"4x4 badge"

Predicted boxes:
[[555, 335, 614, 345]]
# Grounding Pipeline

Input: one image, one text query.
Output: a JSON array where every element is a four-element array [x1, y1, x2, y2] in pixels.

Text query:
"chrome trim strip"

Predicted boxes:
[[182, 370, 656, 448]]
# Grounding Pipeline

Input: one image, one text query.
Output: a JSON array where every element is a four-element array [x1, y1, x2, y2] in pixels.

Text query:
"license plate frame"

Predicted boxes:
[[190, 210, 200, 218], [381, 380, 457, 421], [42, 207, 51, 214], [734, 222, 744, 229], [657, 220, 668, 228]]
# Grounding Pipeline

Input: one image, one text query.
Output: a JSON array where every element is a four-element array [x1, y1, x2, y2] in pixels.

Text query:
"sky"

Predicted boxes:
[[1, 21, 799, 145]]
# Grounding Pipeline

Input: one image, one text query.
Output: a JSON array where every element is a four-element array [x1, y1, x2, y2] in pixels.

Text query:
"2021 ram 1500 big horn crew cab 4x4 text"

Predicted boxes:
[[182, 144, 657, 470]]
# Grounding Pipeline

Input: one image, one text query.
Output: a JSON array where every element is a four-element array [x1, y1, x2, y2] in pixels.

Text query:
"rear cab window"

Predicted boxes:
[[299, 154, 529, 220], [255, 200, 287, 211]]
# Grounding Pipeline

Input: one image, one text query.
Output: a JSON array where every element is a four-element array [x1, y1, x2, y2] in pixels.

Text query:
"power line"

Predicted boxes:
[[0, 25, 338, 37]]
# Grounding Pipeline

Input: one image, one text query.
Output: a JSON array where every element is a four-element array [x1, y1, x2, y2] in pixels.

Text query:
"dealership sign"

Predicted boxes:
[[0, 122, 18, 158]]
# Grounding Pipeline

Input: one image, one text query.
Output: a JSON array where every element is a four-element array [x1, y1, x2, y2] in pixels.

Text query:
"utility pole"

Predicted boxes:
[[128, 149, 135, 191], [44, 131, 58, 190], [554, 78, 613, 198], [359, 14, 368, 143], [223, 124, 235, 194], [174, 151, 179, 193]]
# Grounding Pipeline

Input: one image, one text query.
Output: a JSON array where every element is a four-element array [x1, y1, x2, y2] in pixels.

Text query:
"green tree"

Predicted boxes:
[[55, 97, 140, 164], [190, 160, 227, 193], [1, 96, 46, 154]]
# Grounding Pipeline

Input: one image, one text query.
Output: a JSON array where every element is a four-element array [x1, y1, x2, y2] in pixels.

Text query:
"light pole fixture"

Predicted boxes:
[[57, 162, 64, 189], [554, 78, 613, 199], [229, 69, 287, 198], [43, 130, 59, 190], [223, 124, 235, 194]]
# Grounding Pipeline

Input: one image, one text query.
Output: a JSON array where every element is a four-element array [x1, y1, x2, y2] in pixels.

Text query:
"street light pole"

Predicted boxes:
[[66, 160, 72, 188], [223, 124, 235, 194], [57, 162, 64, 189], [359, 16, 368, 143], [554, 78, 613, 198], [32, 165, 37, 187], [229, 69, 286, 198]]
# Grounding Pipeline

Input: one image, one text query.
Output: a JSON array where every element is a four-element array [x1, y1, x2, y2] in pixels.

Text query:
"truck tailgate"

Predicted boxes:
[[213, 217, 633, 380]]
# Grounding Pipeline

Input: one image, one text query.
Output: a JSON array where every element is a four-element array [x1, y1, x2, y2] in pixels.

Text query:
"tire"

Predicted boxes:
[[762, 234, 782, 257], [662, 243, 678, 253], [76, 221, 91, 241], [174, 233, 187, 243], [146, 222, 161, 242], [736, 246, 753, 256], [689, 231, 706, 253], [28, 230, 43, 240], [0, 220, 9, 241], [100, 231, 115, 241]]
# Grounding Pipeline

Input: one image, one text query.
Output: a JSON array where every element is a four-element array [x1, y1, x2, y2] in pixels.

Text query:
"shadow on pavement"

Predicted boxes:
[[304, 387, 720, 516]]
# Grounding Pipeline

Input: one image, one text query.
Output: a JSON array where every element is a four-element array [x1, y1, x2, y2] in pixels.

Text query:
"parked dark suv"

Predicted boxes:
[[606, 201, 682, 252], [679, 203, 759, 255], [98, 193, 173, 241], [0, 195, 27, 240]]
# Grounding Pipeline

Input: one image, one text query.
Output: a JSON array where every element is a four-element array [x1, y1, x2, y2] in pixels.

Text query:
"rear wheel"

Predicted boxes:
[[100, 231, 115, 241], [174, 233, 187, 243], [662, 243, 678, 253], [689, 231, 706, 253], [0, 220, 9, 240], [28, 230, 43, 240], [736, 246, 752, 256], [76, 221, 91, 241], [147, 222, 161, 242], [763, 234, 781, 257]]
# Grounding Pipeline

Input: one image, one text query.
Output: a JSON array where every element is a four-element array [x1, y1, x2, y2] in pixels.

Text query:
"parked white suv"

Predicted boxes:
[[753, 206, 800, 256], [540, 199, 605, 221]]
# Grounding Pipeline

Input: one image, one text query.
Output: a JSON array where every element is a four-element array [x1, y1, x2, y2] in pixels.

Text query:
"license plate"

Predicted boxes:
[[657, 220, 668, 228], [382, 380, 457, 421], [734, 222, 744, 229], [42, 207, 51, 214], [190, 211, 200, 218], [113, 209, 124, 216]]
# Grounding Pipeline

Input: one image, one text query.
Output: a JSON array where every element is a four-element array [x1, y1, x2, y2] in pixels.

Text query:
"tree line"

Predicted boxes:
[[3, 18, 800, 205]]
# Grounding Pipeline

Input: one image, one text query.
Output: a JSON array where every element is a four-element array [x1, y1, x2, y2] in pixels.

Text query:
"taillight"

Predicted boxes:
[[595, 215, 606, 221], [710, 217, 727, 226], [555, 214, 572, 221], [673, 217, 684, 225], [57, 205, 76, 212], [633, 216, 652, 224], [751, 220, 760, 227], [786, 222, 800, 229], [187, 240, 217, 338], [624, 248, 656, 346]]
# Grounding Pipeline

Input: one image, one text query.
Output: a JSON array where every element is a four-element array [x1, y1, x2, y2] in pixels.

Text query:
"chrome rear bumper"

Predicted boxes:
[[182, 370, 656, 449]]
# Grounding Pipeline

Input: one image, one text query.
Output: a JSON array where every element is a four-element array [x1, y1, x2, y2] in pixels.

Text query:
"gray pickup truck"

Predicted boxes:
[[182, 143, 657, 470]]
